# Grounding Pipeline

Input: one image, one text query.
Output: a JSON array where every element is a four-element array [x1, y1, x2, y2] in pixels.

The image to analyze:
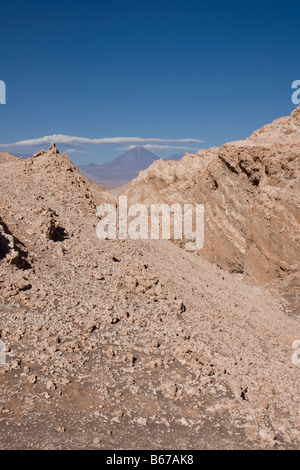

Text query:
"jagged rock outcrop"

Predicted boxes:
[[246, 104, 300, 144], [0, 217, 30, 268], [122, 106, 300, 295], [0, 143, 115, 246], [0, 142, 115, 297]]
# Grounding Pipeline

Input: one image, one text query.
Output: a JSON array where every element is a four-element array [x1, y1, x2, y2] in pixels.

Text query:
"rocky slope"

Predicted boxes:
[[0, 126, 299, 450], [122, 106, 300, 315]]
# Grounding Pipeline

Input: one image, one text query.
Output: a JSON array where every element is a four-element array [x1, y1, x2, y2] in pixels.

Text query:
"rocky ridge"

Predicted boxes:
[[0, 120, 299, 449], [122, 107, 300, 310]]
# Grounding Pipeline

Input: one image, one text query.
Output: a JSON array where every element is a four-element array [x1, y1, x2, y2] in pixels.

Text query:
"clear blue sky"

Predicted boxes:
[[0, 0, 299, 165]]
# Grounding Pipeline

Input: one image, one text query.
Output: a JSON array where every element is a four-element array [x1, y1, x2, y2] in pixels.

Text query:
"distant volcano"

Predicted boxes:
[[78, 146, 183, 189]]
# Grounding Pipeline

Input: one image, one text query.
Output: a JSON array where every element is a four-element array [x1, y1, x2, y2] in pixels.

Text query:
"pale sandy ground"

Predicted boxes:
[[0, 237, 299, 449]]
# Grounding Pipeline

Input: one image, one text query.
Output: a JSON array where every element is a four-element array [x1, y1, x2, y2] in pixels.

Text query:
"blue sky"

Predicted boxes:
[[0, 0, 299, 165]]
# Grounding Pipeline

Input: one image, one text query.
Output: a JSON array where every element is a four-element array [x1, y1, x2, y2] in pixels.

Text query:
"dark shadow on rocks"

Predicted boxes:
[[52, 226, 68, 242], [0, 220, 32, 269]]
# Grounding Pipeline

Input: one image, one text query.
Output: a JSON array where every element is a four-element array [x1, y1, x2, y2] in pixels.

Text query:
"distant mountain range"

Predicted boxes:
[[78, 146, 183, 189]]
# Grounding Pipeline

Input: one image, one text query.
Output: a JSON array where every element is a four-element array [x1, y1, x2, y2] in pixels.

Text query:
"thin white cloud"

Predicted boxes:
[[64, 148, 87, 154], [117, 144, 198, 151], [0, 134, 203, 150]]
